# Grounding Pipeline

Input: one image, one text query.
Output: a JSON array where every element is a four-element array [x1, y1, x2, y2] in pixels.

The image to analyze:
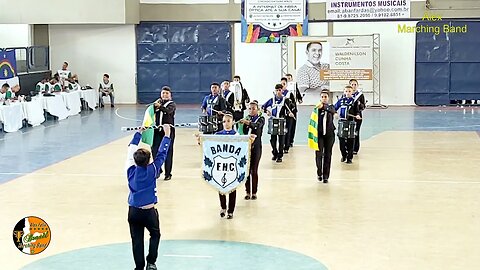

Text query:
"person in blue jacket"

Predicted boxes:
[[125, 124, 171, 270]]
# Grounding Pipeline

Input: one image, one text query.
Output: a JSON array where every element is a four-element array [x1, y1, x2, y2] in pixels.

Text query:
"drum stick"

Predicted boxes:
[[211, 109, 226, 115], [285, 105, 297, 120], [347, 114, 361, 119]]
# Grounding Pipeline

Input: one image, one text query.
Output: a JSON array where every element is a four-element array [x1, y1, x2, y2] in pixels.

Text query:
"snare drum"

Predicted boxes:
[[267, 117, 286, 135], [337, 120, 356, 139], [198, 115, 218, 134]]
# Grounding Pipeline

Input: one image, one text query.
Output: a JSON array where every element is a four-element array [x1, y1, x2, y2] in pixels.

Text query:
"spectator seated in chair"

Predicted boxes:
[[99, 73, 115, 108]]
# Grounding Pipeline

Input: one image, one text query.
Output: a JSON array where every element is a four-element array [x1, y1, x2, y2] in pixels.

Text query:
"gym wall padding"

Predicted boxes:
[[136, 22, 232, 104], [415, 21, 480, 105]]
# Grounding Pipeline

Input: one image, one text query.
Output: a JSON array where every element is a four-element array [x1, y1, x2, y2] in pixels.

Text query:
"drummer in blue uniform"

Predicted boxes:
[[334, 85, 361, 164], [262, 84, 295, 163], [201, 82, 227, 133]]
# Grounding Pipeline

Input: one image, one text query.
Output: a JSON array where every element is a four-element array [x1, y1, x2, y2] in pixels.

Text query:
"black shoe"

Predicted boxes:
[[164, 175, 172, 181], [346, 159, 353, 164], [353, 151, 358, 155], [146, 263, 157, 270], [111, 104, 115, 108], [100, 104, 104, 108], [284, 149, 289, 154], [323, 178, 329, 184], [251, 194, 257, 200], [244, 194, 251, 200], [220, 209, 226, 218], [317, 176, 322, 182], [341, 157, 346, 162], [290, 143, 293, 148], [272, 156, 277, 160], [276, 158, 282, 163], [227, 213, 234, 219]]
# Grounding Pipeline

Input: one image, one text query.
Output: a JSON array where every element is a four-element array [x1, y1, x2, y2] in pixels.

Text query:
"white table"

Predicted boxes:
[[39, 94, 69, 120], [0, 102, 24, 132], [80, 89, 97, 110], [22, 98, 45, 127], [61, 91, 82, 116]]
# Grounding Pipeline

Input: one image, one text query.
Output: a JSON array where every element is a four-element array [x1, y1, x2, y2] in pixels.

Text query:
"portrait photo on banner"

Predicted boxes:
[[294, 40, 330, 105]]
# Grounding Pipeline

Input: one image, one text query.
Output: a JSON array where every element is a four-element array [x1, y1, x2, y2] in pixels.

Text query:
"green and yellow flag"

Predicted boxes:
[[307, 105, 320, 151], [141, 105, 155, 146]]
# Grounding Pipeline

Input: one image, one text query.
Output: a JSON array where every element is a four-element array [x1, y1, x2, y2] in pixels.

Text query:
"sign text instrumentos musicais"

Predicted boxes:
[[329, 0, 407, 8]]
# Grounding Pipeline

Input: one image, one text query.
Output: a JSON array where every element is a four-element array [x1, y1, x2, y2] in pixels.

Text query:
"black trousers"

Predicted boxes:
[[151, 128, 175, 177], [354, 119, 362, 153], [128, 206, 161, 270], [270, 135, 285, 159], [339, 137, 355, 160], [284, 117, 295, 151], [315, 133, 335, 179], [233, 111, 244, 130], [246, 146, 262, 194], [219, 191, 236, 214], [290, 117, 297, 145]]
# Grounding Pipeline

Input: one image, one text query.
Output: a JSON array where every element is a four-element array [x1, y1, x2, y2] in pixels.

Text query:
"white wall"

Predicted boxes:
[[0, 0, 129, 24], [0, 24, 32, 48], [334, 21, 417, 105], [233, 23, 281, 104], [49, 25, 137, 104]]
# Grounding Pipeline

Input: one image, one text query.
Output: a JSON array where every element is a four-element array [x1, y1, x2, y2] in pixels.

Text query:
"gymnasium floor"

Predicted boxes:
[[0, 105, 479, 270]]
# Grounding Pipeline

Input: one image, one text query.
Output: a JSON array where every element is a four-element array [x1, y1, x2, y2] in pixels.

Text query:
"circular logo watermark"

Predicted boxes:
[[12, 216, 51, 255]]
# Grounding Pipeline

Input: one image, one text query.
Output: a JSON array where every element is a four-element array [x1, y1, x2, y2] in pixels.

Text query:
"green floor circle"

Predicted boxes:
[[22, 240, 327, 270]]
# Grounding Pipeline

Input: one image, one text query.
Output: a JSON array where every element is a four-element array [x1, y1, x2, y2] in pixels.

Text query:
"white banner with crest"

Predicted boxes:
[[201, 135, 251, 194]]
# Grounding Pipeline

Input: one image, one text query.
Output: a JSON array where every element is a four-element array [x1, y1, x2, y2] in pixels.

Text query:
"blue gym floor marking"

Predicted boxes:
[[21, 240, 328, 270]]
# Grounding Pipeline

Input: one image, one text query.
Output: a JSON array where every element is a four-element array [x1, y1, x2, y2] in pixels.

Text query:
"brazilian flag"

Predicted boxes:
[[141, 105, 155, 146]]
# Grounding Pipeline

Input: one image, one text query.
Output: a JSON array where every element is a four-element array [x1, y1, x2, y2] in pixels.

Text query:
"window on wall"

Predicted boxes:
[[136, 22, 232, 104]]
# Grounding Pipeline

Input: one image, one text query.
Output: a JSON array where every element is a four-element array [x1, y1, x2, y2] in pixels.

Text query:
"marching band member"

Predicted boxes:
[[308, 90, 336, 183], [152, 86, 176, 181], [285, 73, 303, 148], [232, 75, 251, 122], [215, 113, 238, 219], [125, 124, 171, 270], [280, 77, 297, 154], [334, 86, 361, 164], [222, 80, 235, 115], [349, 79, 366, 154], [201, 82, 227, 133], [239, 100, 265, 200], [262, 84, 295, 163]]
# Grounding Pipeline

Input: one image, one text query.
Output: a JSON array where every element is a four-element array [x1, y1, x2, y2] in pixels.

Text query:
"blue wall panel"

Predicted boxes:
[[136, 22, 232, 104], [415, 21, 480, 105]]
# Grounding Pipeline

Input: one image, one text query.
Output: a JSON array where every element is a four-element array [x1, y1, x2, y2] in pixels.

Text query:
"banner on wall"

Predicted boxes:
[[326, 0, 410, 20], [289, 35, 374, 105], [241, 0, 308, 43]]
